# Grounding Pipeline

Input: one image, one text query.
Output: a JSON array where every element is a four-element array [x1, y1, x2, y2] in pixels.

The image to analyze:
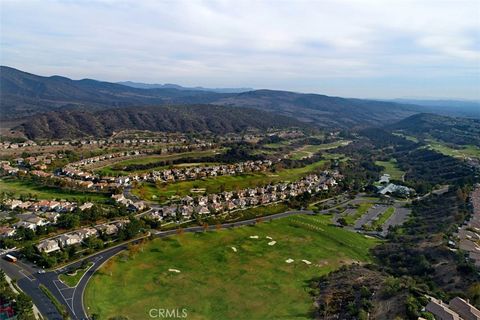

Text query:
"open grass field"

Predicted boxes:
[[425, 139, 480, 160], [133, 160, 328, 202], [0, 177, 109, 201], [375, 159, 405, 181], [85, 214, 378, 320], [263, 141, 293, 149], [288, 141, 351, 160], [95, 150, 221, 176]]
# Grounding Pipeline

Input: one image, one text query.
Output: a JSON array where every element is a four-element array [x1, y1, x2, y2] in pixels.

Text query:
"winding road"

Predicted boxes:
[[1, 209, 314, 320]]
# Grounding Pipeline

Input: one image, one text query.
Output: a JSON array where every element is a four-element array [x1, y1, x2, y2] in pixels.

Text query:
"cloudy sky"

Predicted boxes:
[[1, 0, 479, 99]]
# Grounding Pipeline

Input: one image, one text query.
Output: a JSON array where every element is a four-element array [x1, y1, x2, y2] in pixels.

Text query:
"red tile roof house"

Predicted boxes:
[[0, 226, 15, 238]]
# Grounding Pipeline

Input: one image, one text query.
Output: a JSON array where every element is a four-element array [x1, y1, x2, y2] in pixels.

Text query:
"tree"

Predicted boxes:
[[15, 292, 34, 319], [57, 213, 80, 229], [337, 217, 347, 226]]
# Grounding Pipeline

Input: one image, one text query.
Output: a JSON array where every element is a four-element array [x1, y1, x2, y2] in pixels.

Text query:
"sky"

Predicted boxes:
[[1, 0, 479, 99]]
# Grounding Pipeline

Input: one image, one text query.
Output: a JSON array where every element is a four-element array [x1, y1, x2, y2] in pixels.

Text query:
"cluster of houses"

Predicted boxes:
[[424, 296, 480, 320], [1, 153, 59, 174], [143, 171, 341, 221], [376, 174, 413, 196], [0, 130, 294, 152], [0, 132, 194, 150], [0, 140, 37, 149], [2, 198, 89, 213], [0, 199, 95, 234], [144, 160, 274, 183], [65, 142, 215, 170], [36, 220, 128, 253], [111, 194, 146, 212], [0, 161, 24, 175], [454, 185, 480, 268]]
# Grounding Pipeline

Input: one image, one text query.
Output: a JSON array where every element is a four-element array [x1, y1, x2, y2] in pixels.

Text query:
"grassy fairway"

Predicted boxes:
[[288, 141, 351, 160], [133, 160, 328, 202], [425, 139, 480, 160], [375, 159, 405, 181], [85, 214, 378, 320], [95, 150, 221, 176], [0, 178, 109, 201]]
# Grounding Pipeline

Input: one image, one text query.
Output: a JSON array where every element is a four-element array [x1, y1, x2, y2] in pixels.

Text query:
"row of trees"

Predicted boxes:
[[0, 270, 34, 319]]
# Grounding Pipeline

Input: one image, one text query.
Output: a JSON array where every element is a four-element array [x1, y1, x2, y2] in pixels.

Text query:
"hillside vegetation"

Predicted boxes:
[[16, 105, 304, 139], [2, 66, 425, 129], [390, 113, 480, 146]]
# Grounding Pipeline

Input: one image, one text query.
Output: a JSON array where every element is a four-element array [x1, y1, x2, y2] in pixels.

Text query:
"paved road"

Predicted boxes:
[[2, 209, 314, 320], [381, 206, 410, 236]]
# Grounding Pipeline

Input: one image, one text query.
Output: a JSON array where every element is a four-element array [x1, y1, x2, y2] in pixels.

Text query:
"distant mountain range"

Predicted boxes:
[[1, 66, 477, 139], [385, 98, 480, 119], [117, 81, 253, 93]]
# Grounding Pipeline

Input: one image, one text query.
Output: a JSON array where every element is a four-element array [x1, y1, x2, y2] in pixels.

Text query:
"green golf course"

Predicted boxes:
[[85, 214, 378, 320]]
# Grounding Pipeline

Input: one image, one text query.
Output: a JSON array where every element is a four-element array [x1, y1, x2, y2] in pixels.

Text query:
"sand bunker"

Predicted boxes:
[[301, 259, 312, 265], [268, 241, 277, 246], [249, 235, 259, 239], [231, 247, 237, 252], [168, 268, 181, 273], [285, 258, 294, 264]]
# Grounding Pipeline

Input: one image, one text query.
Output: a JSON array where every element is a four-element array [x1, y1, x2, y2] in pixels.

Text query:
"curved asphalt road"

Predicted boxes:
[[2, 209, 313, 320]]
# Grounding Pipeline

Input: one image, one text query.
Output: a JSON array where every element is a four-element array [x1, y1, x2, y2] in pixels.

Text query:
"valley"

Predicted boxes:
[[0, 68, 478, 320]]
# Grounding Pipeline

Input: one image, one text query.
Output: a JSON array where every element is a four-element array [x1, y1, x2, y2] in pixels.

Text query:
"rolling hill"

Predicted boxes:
[[16, 105, 305, 139], [389, 113, 480, 146], [213, 89, 420, 127], [1, 66, 427, 130], [0, 66, 225, 119]]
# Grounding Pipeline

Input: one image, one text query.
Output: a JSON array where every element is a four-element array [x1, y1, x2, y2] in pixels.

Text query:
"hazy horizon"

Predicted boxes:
[[1, 0, 479, 100]]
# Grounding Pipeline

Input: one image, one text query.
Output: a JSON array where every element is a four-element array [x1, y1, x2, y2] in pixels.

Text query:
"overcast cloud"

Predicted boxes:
[[1, 0, 479, 99]]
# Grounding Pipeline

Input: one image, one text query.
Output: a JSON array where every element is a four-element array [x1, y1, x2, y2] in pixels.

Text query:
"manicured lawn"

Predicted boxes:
[[375, 159, 405, 181], [0, 178, 109, 201], [133, 160, 328, 203], [371, 207, 395, 229], [59, 262, 94, 287], [345, 202, 374, 225], [85, 214, 378, 320]]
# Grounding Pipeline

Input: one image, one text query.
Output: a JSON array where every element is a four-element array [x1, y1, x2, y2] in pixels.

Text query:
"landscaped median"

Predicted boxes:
[[372, 207, 395, 230], [39, 284, 70, 319], [344, 202, 374, 225], [59, 262, 94, 287]]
